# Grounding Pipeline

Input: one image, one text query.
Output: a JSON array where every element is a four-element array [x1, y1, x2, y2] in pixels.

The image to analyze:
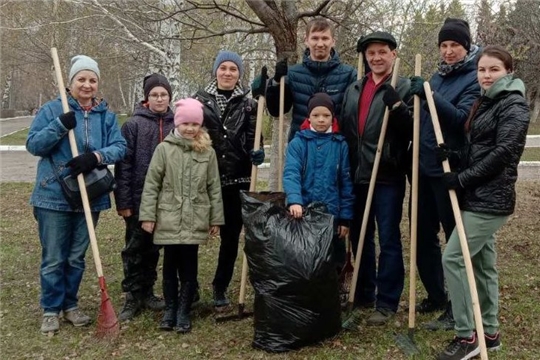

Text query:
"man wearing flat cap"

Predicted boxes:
[[340, 31, 412, 325]]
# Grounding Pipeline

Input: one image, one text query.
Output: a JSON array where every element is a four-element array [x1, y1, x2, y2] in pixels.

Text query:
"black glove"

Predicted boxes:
[[274, 58, 288, 82], [441, 172, 462, 190], [59, 111, 76, 130], [251, 66, 268, 99], [409, 76, 426, 99], [250, 148, 265, 166], [66, 153, 99, 176], [381, 84, 402, 110]]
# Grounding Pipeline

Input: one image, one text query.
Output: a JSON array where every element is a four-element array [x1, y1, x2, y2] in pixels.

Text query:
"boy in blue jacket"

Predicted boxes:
[[283, 93, 355, 267]]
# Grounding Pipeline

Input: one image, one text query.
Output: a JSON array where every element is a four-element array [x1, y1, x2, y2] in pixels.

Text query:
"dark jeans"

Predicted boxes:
[[416, 174, 456, 305], [350, 182, 406, 312], [212, 183, 249, 292], [121, 215, 160, 293], [162, 245, 199, 283]]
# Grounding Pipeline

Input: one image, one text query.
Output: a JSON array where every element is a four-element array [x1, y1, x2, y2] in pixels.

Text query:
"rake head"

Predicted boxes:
[[95, 277, 119, 339]]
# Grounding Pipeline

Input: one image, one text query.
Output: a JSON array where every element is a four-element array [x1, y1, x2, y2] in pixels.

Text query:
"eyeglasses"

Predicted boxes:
[[149, 93, 170, 100]]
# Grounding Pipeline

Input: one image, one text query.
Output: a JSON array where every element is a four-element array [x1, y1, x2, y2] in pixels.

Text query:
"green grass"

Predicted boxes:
[[1, 182, 539, 359], [0, 115, 128, 146], [527, 120, 540, 135], [521, 147, 540, 161]]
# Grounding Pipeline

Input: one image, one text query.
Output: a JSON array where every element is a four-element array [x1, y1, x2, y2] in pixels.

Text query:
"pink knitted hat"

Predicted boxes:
[[174, 98, 204, 126]]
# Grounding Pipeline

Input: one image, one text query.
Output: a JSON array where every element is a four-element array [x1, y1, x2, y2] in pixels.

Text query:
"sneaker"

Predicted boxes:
[[118, 292, 142, 322], [436, 334, 480, 360], [485, 331, 502, 351], [424, 309, 455, 331], [63, 308, 91, 327], [366, 308, 395, 326], [415, 298, 446, 314], [142, 293, 165, 311], [213, 288, 230, 308], [41, 315, 59, 334]]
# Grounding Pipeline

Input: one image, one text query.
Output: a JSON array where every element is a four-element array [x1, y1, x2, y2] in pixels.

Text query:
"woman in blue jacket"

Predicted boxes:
[[408, 18, 481, 329], [26, 55, 126, 334]]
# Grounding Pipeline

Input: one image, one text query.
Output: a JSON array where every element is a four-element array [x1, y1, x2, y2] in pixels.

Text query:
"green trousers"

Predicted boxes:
[[442, 211, 508, 338]]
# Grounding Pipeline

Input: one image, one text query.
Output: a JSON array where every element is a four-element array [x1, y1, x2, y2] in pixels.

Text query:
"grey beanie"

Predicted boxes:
[[69, 55, 100, 82], [212, 50, 244, 78]]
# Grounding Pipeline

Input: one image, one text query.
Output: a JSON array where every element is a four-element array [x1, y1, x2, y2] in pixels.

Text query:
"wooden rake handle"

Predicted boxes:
[[424, 82, 488, 360]]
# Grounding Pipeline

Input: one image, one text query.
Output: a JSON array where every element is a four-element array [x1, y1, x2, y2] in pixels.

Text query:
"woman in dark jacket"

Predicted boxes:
[[194, 50, 264, 309], [436, 46, 529, 360]]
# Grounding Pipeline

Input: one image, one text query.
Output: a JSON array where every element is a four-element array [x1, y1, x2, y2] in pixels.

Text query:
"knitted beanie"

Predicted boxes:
[[69, 55, 100, 82], [308, 93, 335, 118], [174, 98, 204, 126], [212, 50, 244, 78], [143, 73, 173, 101], [438, 18, 471, 51]]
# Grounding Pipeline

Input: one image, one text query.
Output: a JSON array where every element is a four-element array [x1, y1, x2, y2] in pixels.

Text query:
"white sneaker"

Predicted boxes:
[[41, 315, 59, 334], [63, 308, 91, 327]]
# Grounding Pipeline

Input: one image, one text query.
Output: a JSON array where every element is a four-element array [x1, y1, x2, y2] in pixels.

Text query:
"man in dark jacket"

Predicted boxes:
[[408, 18, 481, 330], [265, 17, 357, 142], [340, 31, 412, 325], [114, 73, 175, 321]]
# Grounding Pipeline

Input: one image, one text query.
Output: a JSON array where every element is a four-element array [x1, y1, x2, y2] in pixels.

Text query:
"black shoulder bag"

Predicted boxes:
[[48, 157, 116, 210]]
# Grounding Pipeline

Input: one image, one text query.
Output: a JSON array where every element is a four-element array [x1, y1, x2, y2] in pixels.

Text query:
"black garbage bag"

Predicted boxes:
[[240, 191, 341, 353]]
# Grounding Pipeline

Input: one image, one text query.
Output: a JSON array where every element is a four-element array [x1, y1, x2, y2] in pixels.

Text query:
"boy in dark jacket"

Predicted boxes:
[[283, 93, 355, 268], [114, 73, 175, 321]]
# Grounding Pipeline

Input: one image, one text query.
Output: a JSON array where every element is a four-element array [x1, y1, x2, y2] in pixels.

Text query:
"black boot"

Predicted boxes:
[[159, 280, 178, 331], [142, 286, 165, 311], [175, 281, 196, 334], [118, 291, 142, 322]]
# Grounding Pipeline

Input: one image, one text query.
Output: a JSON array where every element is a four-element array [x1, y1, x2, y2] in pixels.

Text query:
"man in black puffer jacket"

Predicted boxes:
[[264, 18, 357, 142], [114, 73, 175, 321]]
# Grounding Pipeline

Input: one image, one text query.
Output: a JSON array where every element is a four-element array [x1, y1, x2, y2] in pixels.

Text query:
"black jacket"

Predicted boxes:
[[194, 89, 258, 185], [114, 103, 175, 213], [340, 75, 412, 185], [458, 86, 529, 215]]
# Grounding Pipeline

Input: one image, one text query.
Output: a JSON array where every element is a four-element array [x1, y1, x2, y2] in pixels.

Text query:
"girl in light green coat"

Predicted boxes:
[[139, 98, 224, 334]]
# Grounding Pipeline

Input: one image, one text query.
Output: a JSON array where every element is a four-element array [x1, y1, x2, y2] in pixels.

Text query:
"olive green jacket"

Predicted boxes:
[[139, 129, 224, 245]]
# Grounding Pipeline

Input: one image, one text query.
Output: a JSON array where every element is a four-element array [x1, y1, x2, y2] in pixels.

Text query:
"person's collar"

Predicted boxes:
[[368, 71, 392, 85]]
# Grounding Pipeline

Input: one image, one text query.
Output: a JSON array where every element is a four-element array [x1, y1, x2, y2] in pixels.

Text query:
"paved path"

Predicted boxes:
[[0, 116, 34, 137], [0, 116, 538, 183]]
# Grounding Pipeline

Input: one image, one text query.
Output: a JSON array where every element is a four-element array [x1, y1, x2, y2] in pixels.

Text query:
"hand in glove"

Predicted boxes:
[[381, 84, 402, 110], [441, 172, 462, 190], [273, 58, 288, 82], [59, 111, 77, 130], [251, 66, 268, 99], [66, 153, 99, 176], [435, 143, 460, 164], [409, 76, 426, 99], [250, 148, 265, 166]]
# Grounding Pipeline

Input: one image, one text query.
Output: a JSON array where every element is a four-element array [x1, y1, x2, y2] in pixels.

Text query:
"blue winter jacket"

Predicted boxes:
[[266, 49, 357, 142], [420, 46, 481, 176], [27, 95, 126, 212], [283, 128, 355, 222]]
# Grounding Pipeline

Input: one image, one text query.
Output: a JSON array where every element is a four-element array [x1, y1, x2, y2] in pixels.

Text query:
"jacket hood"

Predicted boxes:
[[133, 101, 174, 121], [163, 128, 212, 152], [299, 118, 340, 133], [302, 48, 341, 73], [295, 126, 345, 141], [483, 74, 526, 99]]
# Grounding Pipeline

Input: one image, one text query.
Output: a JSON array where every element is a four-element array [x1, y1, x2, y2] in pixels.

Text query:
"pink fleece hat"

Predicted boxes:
[[174, 98, 204, 127]]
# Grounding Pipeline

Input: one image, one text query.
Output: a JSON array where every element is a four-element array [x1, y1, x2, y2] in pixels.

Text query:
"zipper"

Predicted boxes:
[[159, 117, 164, 142], [84, 110, 89, 153]]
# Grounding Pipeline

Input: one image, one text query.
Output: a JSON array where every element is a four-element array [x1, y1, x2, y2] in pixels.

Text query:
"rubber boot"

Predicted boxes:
[[118, 291, 142, 322], [159, 280, 178, 331], [142, 286, 165, 311], [175, 281, 196, 334]]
